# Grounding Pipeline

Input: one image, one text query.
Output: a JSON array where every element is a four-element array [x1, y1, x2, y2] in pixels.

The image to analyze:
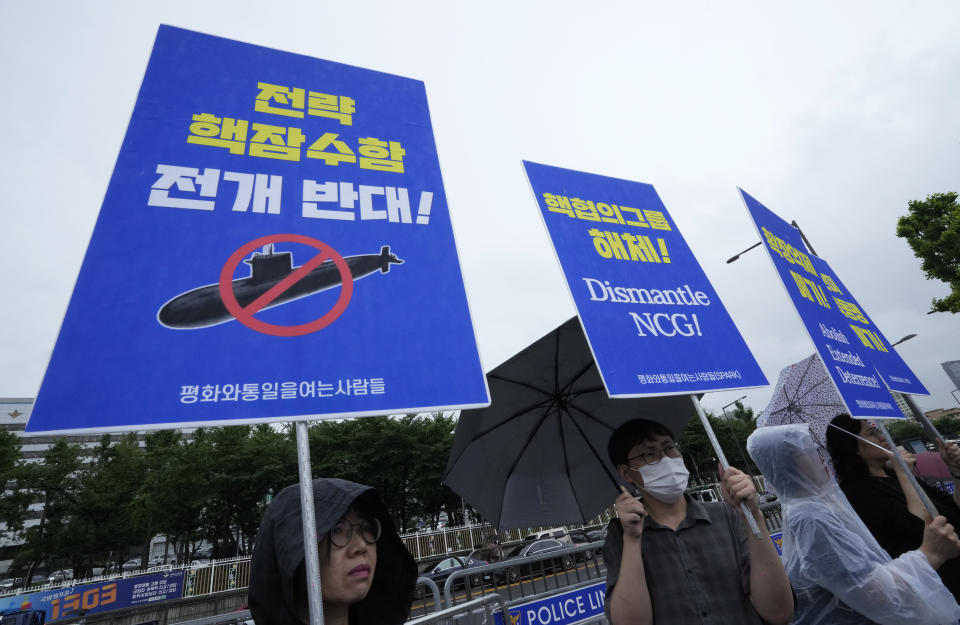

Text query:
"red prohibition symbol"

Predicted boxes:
[[218, 234, 354, 337]]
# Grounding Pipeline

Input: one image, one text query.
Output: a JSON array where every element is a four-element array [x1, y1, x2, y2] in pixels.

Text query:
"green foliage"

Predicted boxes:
[[884, 419, 925, 444], [936, 416, 960, 439], [308, 413, 458, 533], [69, 433, 149, 576], [681, 411, 758, 482], [14, 439, 83, 576], [897, 191, 960, 313], [0, 430, 30, 542], [8, 414, 460, 569], [726, 401, 754, 423]]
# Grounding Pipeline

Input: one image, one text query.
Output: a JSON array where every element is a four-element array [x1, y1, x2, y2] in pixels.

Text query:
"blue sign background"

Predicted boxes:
[[819, 263, 928, 396], [739, 189, 912, 419], [523, 161, 767, 396], [0, 571, 184, 622], [29, 26, 488, 433]]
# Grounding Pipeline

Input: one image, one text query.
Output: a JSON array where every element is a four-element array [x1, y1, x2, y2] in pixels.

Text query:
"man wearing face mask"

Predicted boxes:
[[602, 419, 793, 625]]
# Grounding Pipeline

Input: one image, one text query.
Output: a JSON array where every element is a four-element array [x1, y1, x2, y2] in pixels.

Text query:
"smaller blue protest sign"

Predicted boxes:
[[494, 582, 606, 625], [814, 264, 928, 396], [523, 161, 767, 397], [0, 571, 184, 622], [739, 189, 910, 419]]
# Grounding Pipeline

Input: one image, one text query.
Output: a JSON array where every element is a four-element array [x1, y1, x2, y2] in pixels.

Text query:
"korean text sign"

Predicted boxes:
[[739, 188, 925, 419], [523, 162, 767, 396], [0, 571, 184, 622], [28, 26, 488, 433]]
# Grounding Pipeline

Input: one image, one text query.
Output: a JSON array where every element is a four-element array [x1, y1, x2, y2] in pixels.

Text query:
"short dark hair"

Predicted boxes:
[[826, 413, 869, 485], [608, 419, 675, 466]]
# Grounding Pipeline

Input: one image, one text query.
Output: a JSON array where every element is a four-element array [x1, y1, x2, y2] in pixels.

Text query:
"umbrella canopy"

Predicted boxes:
[[759, 353, 846, 453], [443, 317, 695, 529]]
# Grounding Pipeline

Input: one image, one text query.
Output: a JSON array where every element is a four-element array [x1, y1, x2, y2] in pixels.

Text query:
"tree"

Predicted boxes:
[[133, 430, 210, 565], [726, 401, 754, 423], [681, 411, 758, 482], [0, 430, 30, 544], [69, 433, 149, 577], [14, 439, 84, 578], [934, 416, 960, 439], [897, 192, 960, 313], [885, 419, 925, 445]]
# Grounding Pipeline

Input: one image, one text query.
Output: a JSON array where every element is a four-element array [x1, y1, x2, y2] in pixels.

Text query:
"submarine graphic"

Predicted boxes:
[[158, 244, 403, 329]]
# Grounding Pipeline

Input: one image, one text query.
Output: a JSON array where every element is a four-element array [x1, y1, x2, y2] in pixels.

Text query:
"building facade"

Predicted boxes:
[[943, 361, 960, 391]]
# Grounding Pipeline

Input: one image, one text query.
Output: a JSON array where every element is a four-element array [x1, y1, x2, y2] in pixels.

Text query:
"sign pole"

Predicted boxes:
[[690, 396, 763, 539], [900, 391, 943, 446], [875, 420, 938, 518], [296, 421, 325, 625]]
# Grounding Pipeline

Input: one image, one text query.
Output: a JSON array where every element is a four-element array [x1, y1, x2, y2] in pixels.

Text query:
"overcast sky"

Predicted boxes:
[[2, 2, 958, 422]]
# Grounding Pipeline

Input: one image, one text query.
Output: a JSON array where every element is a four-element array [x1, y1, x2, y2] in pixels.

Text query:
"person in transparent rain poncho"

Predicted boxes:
[[747, 424, 960, 625]]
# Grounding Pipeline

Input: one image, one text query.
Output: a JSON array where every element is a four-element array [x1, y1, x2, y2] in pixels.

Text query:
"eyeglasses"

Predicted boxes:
[[329, 517, 381, 548], [627, 442, 682, 466]]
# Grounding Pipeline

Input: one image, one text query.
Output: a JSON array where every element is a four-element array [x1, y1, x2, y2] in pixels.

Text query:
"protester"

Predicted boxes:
[[248, 478, 417, 625], [603, 418, 793, 625], [749, 424, 960, 624], [827, 413, 960, 600]]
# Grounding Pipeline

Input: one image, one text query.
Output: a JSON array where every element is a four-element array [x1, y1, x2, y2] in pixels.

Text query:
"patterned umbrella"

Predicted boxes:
[[760, 353, 846, 465]]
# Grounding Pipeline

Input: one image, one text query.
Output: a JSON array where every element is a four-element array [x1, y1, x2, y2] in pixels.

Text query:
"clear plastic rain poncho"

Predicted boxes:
[[747, 424, 960, 625]]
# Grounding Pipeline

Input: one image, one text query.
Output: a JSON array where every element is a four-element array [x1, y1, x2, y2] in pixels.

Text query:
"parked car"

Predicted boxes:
[[565, 530, 596, 560], [490, 539, 575, 584], [47, 569, 73, 584], [522, 527, 571, 544], [414, 554, 488, 599], [0, 578, 23, 591], [586, 527, 607, 542], [121, 558, 143, 571]]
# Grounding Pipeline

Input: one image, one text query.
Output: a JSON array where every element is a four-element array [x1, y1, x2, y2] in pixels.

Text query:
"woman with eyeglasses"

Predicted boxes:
[[248, 478, 417, 625], [827, 413, 960, 602]]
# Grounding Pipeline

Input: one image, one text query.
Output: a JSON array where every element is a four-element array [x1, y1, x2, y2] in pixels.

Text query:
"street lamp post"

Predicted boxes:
[[720, 396, 752, 472], [886, 334, 943, 444]]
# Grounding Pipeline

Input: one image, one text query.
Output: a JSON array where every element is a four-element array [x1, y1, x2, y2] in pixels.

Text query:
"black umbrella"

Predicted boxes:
[[443, 317, 694, 529]]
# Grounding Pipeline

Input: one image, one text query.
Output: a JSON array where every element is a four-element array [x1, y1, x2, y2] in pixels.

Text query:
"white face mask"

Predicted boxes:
[[630, 456, 690, 503]]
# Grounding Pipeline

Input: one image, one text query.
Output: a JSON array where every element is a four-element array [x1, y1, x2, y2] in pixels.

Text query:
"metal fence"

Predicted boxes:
[[442, 542, 604, 608], [406, 594, 507, 625]]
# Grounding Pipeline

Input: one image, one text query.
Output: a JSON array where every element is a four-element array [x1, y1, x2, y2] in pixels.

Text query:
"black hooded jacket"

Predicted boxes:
[[248, 478, 417, 625]]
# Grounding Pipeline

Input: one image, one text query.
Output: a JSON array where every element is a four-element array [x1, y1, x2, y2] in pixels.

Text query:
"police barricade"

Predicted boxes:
[[760, 500, 783, 533], [497, 580, 607, 625], [438, 542, 605, 609], [410, 577, 443, 618], [406, 594, 507, 625], [175, 609, 252, 625]]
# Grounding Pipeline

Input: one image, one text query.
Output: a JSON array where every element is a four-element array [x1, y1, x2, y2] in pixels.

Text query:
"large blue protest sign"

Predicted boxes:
[[0, 570, 184, 622], [739, 188, 920, 419], [814, 260, 929, 396], [523, 162, 767, 397], [28, 26, 488, 433]]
